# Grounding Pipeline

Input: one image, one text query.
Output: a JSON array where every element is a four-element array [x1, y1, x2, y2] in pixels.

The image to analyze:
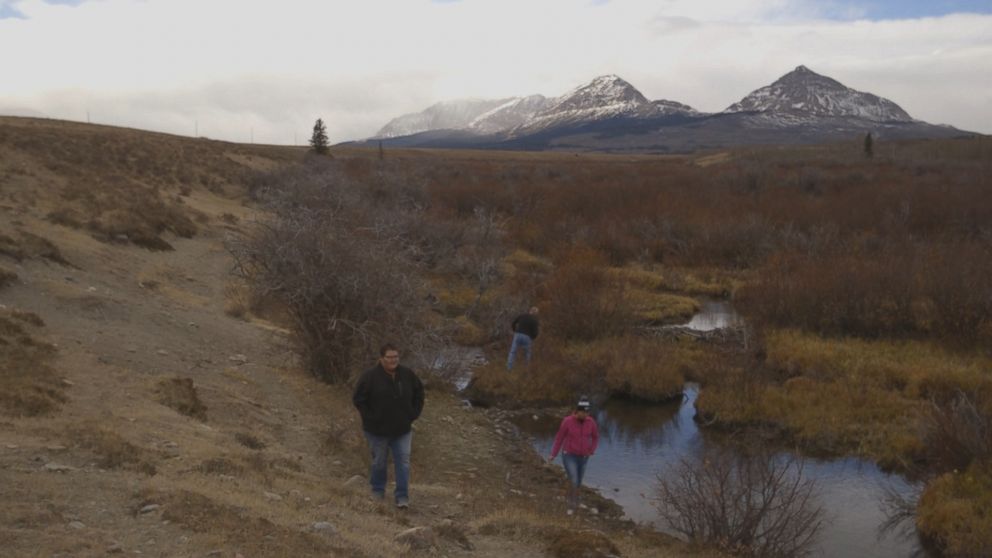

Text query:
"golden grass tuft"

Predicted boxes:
[[917, 462, 992, 556], [626, 288, 699, 325]]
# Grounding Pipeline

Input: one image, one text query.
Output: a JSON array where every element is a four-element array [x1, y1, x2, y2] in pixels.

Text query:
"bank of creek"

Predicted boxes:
[[471, 301, 930, 558]]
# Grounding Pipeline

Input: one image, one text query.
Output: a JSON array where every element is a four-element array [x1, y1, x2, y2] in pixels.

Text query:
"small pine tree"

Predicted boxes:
[[864, 132, 874, 159], [310, 118, 329, 155]]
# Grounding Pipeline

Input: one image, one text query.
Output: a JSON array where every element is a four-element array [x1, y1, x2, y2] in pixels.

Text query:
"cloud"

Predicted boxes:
[[1, 0, 989, 142]]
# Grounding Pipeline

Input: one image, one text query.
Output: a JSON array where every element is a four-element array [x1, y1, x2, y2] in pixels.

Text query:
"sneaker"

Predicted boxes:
[[396, 498, 409, 509]]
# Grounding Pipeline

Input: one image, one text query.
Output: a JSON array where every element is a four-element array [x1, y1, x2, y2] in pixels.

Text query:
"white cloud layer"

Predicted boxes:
[[1, 0, 990, 143]]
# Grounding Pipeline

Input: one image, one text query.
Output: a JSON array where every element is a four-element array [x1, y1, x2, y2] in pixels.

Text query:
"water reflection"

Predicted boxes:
[[682, 300, 741, 331], [514, 384, 928, 558]]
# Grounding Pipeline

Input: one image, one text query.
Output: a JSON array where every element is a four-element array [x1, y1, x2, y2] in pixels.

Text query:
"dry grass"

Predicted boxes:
[[69, 423, 159, 475], [696, 330, 992, 468], [917, 462, 992, 557], [155, 377, 208, 421], [0, 266, 17, 289], [0, 309, 64, 417], [470, 334, 700, 406]]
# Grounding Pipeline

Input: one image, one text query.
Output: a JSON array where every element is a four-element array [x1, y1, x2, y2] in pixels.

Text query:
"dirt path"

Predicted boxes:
[[0, 143, 711, 557]]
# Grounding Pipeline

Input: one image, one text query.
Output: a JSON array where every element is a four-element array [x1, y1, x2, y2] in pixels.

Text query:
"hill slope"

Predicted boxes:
[[0, 117, 705, 557]]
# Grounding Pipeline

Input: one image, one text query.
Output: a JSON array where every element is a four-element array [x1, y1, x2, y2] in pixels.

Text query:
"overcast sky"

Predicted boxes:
[[1, 0, 990, 144]]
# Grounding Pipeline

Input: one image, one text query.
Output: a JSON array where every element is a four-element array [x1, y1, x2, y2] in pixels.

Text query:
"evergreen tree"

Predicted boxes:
[[864, 132, 874, 159], [310, 118, 329, 155]]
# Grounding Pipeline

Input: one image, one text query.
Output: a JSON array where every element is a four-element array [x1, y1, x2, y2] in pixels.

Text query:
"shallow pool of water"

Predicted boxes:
[[514, 385, 927, 558]]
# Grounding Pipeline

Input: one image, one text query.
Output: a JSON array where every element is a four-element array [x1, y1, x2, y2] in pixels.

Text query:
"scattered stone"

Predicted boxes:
[[46, 445, 67, 451], [311, 521, 337, 534], [61, 378, 75, 387], [532, 414, 539, 421], [228, 354, 248, 364], [332, 460, 343, 466], [139, 504, 160, 514], [68, 521, 85, 530], [5, 444, 18, 449], [206, 551, 222, 557], [106, 542, 124, 553], [394, 526, 436, 550], [218, 474, 235, 482], [87, 286, 97, 292], [126, 346, 138, 353], [156, 349, 169, 356], [343, 475, 365, 489], [263, 491, 282, 501], [44, 462, 74, 473]]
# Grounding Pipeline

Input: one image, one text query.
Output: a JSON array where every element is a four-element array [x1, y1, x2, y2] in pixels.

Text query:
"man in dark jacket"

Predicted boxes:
[[352, 343, 424, 508], [507, 306, 539, 370]]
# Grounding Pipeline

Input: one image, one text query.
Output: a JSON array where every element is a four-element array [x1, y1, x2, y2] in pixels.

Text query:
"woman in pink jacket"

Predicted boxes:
[[549, 397, 599, 513]]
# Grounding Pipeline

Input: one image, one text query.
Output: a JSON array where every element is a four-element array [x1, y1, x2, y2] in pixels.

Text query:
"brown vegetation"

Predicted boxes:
[[655, 445, 824, 558], [0, 309, 64, 417]]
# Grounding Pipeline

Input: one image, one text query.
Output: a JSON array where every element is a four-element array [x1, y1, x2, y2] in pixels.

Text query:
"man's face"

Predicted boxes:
[[380, 350, 400, 373]]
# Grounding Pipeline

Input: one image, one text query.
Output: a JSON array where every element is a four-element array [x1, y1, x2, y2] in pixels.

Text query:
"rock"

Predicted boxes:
[[343, 475, 365, 489], [394, 526, 436, 550], [311, 521, 337, 534], [206, 551, 222, 557], [61, 378, 75, 387], [228, 354, 248, 364], [46, 445, 67, 451], [156, 349, 169, 356], [263, 491, 282, 501], [68, 521, 85, 529], [44, 462, 74, 473], [139, 504, 160, 514], [106, 542, 124, 553], [5, 444, 17, 449]]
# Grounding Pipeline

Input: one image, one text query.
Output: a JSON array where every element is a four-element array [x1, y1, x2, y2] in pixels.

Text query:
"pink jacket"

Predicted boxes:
[[550, 414, 599, 458]]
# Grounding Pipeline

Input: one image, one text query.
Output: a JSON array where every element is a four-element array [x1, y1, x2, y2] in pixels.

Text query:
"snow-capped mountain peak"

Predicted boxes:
[[724, 65, 912, 122]]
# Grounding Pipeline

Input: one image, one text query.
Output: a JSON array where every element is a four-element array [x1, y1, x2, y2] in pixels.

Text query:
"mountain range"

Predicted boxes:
[[363, 66, 971, 153]]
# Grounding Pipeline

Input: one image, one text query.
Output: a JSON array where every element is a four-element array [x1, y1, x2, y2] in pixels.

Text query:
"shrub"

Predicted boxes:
[[542, 247, 631, 341], [655, 445, 824, 558], [229, 164, 441, 383]]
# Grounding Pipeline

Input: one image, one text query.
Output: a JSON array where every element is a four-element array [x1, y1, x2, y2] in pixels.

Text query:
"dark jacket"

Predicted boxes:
[[512, 313, 539, 340], [352, 364, 425, 437]]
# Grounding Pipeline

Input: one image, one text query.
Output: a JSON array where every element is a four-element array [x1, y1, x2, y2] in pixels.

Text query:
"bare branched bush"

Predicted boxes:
[[655, 446, 824, 558], [229, 163, 440, 383]]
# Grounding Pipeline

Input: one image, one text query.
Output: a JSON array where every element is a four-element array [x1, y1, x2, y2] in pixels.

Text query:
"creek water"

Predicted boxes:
[[512, 385, 926, 557], [508, 302, 926, 557]]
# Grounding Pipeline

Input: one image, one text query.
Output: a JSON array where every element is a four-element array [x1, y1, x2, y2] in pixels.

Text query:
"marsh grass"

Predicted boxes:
[[917, 462, 992, 557], [470, 334, 701, 405], [696, 330, 992, 468]]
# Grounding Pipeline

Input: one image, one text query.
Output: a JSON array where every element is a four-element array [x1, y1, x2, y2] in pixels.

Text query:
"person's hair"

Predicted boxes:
[[379, 342, 399, 356]]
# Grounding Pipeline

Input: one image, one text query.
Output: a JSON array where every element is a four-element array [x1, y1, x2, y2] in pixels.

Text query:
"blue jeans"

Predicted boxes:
[[506, 332, 533, 370], [364, 430, 412, 503], [562, 453, 589, 487]]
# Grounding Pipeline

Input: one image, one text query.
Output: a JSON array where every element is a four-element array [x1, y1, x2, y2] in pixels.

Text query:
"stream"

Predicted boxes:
[[511, 385, 926, 557], [506, 302, 928, 558]]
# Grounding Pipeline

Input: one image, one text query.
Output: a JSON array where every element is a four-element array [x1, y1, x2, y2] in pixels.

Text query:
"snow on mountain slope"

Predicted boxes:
[[724, 65, 912, 123]]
